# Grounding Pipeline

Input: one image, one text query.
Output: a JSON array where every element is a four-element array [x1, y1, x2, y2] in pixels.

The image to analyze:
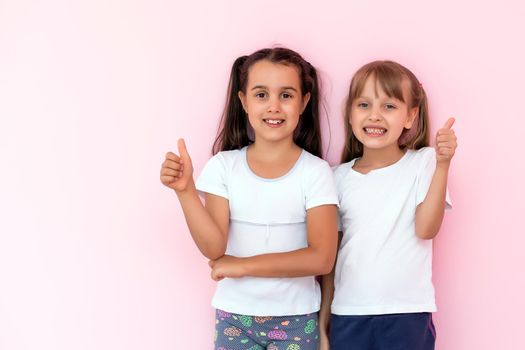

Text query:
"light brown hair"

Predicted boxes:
[[341, 60, 429, 163]]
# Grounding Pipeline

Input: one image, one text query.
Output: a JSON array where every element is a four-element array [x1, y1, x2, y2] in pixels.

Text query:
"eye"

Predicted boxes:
[[385, 103, 397, 110], [357, 102, 369, 109], [255, 91, 267, 99], [281, 92, 293, 99]]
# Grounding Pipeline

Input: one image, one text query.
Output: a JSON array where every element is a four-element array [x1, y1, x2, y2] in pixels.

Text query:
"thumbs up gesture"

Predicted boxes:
[[435, 118, 457, 164], [160, 139, 195, 192]]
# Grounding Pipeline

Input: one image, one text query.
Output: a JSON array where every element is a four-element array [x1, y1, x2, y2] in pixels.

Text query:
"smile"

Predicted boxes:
[[364, 127, 387, 135], [264, 119, 284, 125]]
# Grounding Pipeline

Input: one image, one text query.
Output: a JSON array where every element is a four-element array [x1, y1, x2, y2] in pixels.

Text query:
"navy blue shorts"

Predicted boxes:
[[330, 312, 436, 350]]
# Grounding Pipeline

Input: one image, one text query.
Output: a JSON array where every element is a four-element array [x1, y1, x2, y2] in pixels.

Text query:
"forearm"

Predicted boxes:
[[176, 183, 227, 259], [320, 231, 342, 337], [233, 205, 338, 277], [210, 205, 337, 280], [236, 246, 335, 278], [319, 266, 336, 337], [415, 163, 450, 239]]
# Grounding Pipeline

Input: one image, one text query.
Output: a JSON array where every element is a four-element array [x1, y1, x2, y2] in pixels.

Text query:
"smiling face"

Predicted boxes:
[[350, 75, 417, 154], [238, 60, 310, 146]]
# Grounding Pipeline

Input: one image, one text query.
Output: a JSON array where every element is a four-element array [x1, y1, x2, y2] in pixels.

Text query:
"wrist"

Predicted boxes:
[[174, 180, 197, 197], [238, 257, 249, 277], [435, 161, 451, 171], [320, 329, 330, 338]]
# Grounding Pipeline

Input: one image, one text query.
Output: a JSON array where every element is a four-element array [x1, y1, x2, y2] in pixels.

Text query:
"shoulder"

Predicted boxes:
[[214, 148, 243, 160], [332, 161, 354, 174], [332, 160, 356, 183], [300, 150, 332, 171], [200, 149, 244, 179], [299, 151, 339, 206], [404, 147, 437, 178], [409, 147, 435, 160], [208, 148, 244, 166], [296, 151, 336, 185], [406, 147, 436, 167], [300, 151, 336, 179]]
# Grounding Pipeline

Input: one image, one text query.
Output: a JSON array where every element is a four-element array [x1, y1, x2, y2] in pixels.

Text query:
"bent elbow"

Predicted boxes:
[[204, 251, 224, 261], [318, 265, 333, 275], [201, 243, 227, 260], [415, 228, 438, 240], [415, 215, 443, 240], [415, 219, 439, 240], [317, 255, 336, 275]]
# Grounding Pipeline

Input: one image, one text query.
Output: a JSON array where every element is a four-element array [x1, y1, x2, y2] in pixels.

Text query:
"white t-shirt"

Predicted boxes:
[[196, 146, 339, 316], [331, 147, 452, 315]]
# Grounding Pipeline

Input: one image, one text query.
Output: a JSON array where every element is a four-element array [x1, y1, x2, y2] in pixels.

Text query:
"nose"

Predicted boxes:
[[368, 105, 383, 121], [267, 95, 281, 114]]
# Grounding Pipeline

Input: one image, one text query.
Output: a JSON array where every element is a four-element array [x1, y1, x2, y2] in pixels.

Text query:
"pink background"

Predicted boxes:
[[1, 0, 524, 349]]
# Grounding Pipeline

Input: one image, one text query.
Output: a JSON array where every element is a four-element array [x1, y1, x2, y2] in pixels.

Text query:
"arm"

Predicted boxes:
[[176, 186, 229, 260], [415, 118, 457, 240], [319, 232, 342, 350], [160, 139, 229, 260], [209, 204, 338, 280]]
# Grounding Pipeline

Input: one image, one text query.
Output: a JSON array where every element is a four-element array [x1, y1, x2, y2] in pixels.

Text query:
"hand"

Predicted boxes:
[[319, 332, 330, 350], [160, 138, 194, 192], [208, 255, 246, 281], [435, 118, 457, 165]]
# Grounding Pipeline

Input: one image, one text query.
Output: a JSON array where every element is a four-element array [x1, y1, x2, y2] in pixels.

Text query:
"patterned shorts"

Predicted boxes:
[[215, 309, 319, 350]]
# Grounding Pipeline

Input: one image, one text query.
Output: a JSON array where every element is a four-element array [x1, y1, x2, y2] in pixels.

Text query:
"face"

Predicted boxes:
[[238, 60, 310, 145], [350, 76, 417, 153]]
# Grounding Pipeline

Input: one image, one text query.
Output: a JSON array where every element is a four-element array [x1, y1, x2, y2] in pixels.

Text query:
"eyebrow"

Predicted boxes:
[[357, 94, 399, 101], [250, 85, 299, 92]]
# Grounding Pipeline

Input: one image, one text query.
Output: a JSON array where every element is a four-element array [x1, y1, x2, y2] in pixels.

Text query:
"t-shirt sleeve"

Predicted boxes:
[[332, 166, 343, 231], [416, 148, 452, 209], [305, 161, 339, 210], [195, 153, 229, 200]]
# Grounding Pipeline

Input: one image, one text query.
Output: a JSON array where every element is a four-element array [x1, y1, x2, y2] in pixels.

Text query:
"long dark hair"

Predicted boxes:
[[341, 60, 430, 163], [212, 47, 324, 158]]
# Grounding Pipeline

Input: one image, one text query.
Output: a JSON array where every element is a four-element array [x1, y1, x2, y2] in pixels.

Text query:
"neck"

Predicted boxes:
[[249, 138, 301, 161], [360, 145, 405, 169]]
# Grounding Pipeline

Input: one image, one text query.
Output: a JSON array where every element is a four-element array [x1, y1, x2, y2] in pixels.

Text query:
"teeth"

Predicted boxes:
[[265, 119, 283, 125], [365, 127, 386, 134]]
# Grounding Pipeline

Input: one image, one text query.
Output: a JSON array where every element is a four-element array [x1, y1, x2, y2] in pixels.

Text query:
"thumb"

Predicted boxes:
[[177, 138, 190, 160], [442, 117, 455, 130]]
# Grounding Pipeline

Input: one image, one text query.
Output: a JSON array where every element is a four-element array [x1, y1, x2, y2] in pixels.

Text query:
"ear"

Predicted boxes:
[[238, 91, 247, 113], [405, 107, 418, 129], [301, 92, 311, 114]]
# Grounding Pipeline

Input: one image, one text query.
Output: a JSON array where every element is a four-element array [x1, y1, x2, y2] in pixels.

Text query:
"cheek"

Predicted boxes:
[[349, 113, 366, 135], [283, 101, 302, 114], [246, 113, 259, 127], [246, 102, 266, 116], [349, 113, 359, 127], [350, 123, 362, 135]]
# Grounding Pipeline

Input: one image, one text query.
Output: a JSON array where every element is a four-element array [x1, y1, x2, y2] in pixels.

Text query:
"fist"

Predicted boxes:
[[208, 255, 245, 281], [435, 118, 457, 164], [160, 138, 194, 192]]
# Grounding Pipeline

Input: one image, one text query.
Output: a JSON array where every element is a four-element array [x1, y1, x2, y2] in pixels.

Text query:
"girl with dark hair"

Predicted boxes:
[[161, 47, 338, 350], [319, 60, 457, 350]]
